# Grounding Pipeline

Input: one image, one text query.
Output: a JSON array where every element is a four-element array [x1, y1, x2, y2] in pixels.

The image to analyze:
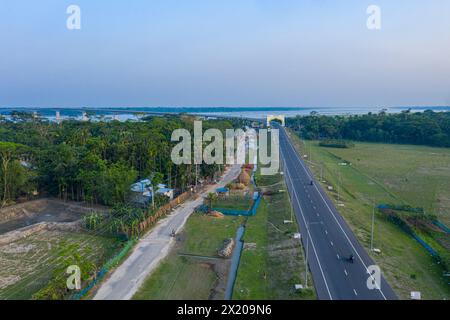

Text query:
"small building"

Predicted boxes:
[[130, 179, 175, 204], [131, 179, 152, 193], [410, 292, 421, 300], [251, 121, 263, 129], [20, 160, 32, 169], [130, 179, 153, 206], [216, 187, 230, 196], [156, 188, 174, 200]]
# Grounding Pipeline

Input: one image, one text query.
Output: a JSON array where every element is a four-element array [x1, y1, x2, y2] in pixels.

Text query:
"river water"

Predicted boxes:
[[1, 106, 449, 122]]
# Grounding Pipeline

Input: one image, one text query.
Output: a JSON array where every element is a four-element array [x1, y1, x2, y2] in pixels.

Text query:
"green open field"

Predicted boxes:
[[133, 253, 219, 300], [320, 142, 450, 226], [212, 195, 253, 211], [287, 129, 450, 299], [133, 213, 245, 300], [0, 230, 118, 300], [233, 172, 316, 300]]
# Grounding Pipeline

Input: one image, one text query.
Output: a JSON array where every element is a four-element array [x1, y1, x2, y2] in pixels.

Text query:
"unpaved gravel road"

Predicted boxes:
[[94, 164, 241, 300]]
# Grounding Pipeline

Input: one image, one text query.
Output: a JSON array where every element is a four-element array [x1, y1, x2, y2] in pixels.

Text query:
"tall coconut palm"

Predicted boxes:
[[206, 192, 217, 212]]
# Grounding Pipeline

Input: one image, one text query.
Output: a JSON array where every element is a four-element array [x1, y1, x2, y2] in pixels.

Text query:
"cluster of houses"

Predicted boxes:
[[130, 179, 175, 206]]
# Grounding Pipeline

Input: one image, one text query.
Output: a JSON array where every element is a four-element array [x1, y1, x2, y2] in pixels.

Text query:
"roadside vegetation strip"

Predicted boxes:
[[233, 171, 316, 300], [376, 205, 449, 267], [72, 239, 136, 300], [319, 139, 355, 149], [287, 130, 450, 299], [432, 220, 450, 234]]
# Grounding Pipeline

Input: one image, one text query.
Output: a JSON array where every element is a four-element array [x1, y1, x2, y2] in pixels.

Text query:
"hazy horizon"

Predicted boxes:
[[1, 1, 450, 108], [1, 105, 450, 110]]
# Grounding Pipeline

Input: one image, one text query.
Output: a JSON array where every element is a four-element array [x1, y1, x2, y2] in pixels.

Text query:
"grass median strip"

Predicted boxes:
[[233, 172, 316, 300]]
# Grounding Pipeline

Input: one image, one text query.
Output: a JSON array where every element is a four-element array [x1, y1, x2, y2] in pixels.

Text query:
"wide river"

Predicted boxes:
[[1, 106, 449, 121]]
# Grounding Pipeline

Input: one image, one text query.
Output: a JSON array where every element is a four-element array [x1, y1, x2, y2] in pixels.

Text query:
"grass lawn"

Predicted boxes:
[[132, 253, 219, 300], [133, 213, 244, 300], [182, 214, 245, 256], [212, 195, 253, 211], [287, 129, 450, 299], [233, 172, 316, 300], [323, 142, 450, 226], [0, 230, 118, 300]]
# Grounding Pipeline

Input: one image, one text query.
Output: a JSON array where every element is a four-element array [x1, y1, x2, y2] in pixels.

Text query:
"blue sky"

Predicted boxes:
[[1, 0, 449, 108]]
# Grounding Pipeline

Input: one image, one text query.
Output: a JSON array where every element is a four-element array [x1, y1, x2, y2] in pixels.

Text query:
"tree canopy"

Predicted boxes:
[[287, 110, 450, 147], [0, 114, 245, 206]]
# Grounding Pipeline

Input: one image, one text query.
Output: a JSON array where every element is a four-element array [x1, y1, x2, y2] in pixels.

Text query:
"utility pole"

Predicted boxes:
[[290, 204, 294, 223], [305, 224, 309, 288], [370, 200, 375, 251], [337, 172, 341, 203], [151, 186, 155, 209], [168, 167, 171, 189], [195, 164, 198, 189]]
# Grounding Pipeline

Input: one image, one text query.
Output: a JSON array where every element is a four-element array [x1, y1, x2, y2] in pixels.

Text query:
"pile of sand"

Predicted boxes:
[[218, 238, 235, 258], [209, 211, 225, 218]]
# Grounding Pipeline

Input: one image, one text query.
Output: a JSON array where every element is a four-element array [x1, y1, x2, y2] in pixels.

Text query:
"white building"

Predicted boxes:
[[156, 188, 174, 200], [130, 179, 174, 201]]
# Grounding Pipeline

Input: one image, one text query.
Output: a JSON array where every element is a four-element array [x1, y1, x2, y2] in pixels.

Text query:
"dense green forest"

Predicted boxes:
[[287, 110, 450, 147], [0, 113, 245, 207]]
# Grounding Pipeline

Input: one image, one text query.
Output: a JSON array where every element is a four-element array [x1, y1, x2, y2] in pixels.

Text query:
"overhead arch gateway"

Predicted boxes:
[[267, 115, 285, 126]]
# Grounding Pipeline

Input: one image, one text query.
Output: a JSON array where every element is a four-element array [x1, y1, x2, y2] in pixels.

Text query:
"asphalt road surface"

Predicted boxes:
[[278, 126, 397, 300]]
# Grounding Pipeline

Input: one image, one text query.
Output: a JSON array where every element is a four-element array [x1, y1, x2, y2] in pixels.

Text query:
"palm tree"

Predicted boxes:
[[206, 192, 217, 212], [0, 142, 27, 207]]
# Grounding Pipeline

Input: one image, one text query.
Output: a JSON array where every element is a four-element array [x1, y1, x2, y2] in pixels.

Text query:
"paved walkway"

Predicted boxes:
[[94, 164, 241, 300]]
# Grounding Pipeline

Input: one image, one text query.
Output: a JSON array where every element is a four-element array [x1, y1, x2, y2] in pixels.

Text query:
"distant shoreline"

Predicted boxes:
[[1, 106, 449, 120]]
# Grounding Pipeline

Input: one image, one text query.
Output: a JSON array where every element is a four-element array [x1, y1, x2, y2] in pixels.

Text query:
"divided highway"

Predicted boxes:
[[278, 126, 397, 300]]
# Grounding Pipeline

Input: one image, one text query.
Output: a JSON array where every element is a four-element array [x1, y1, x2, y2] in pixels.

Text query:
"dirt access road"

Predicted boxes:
[[94, 164, 241, 300]]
